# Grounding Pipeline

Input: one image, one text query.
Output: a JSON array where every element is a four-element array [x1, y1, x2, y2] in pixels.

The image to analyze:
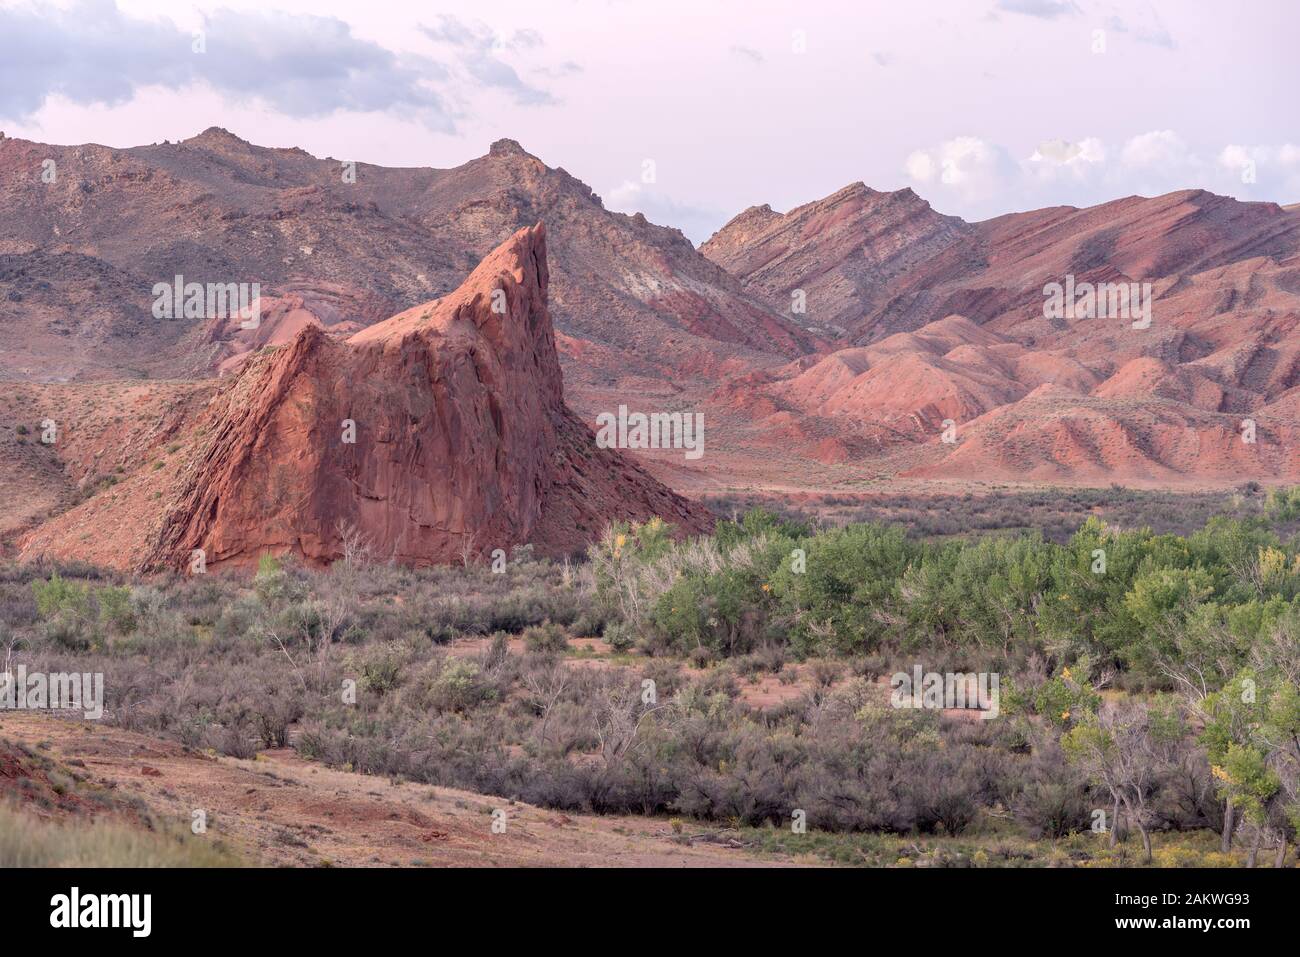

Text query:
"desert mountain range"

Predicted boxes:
[[702, 183, 1300, 479], [2, 128, 1300, 567]]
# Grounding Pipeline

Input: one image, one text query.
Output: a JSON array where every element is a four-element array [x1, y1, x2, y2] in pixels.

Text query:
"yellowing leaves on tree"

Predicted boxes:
[[1258, 546, 1289, 587]]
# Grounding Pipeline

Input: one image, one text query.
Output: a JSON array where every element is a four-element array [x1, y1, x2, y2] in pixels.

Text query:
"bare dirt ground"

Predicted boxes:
[[0, 712, 814, 868]]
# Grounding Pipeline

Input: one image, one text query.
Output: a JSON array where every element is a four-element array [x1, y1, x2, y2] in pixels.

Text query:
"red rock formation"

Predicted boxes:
[[705, 184, 1300, 351], [7, 127, 1300, 503], [138, 223, 710, 571], [702, 182, 1300, 484], [205, 281, 396, 377], [701, 183, 974, 340]]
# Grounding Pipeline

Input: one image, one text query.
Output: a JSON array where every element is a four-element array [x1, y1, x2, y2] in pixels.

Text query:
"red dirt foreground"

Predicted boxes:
[[0, 714, 804, 867], [22, 224, 711, 572]]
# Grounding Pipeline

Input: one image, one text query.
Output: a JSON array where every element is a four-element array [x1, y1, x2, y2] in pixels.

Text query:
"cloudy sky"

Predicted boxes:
[[1, 0, 1296, 241]]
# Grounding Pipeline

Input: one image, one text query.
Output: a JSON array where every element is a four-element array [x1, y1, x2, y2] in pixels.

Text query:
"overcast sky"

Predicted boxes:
[[2, 0, 1296, 241]]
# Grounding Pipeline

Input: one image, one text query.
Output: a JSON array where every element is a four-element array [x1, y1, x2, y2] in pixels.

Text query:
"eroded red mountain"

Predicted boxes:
[[19, 225, 712, 570], [702, 185, 1300, 483], [0, 129, 816, 389]]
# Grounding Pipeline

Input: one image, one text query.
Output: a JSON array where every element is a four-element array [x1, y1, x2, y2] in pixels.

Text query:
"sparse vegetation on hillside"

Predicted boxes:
[[0, 738, 241, 867]]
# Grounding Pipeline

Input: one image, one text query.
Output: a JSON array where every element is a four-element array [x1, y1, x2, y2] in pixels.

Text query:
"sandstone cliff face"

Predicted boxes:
[[135, 223, 710, 571]]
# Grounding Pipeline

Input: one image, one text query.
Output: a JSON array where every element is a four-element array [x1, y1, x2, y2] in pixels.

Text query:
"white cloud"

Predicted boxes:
[[1026, 137, 1106, 181], [1218, 144, 1255, 172], [1120, 130, 1191, 170], [1217, 143, 1300, 201], [1115, 130, 1209, 195], [508, 29, 544, 50], [903, 137, 1016, 215], [1104, 13, 1176, 49], [904, 130, 1300, 217], [1219, 143, 1300, 171], [995, 0, 1080, 19], [730, 45, 764, 64], [904, 150, 938, 182], [0, 0, 454, 128], [604, 181, 724, 245], [422, 16, 558, 107]]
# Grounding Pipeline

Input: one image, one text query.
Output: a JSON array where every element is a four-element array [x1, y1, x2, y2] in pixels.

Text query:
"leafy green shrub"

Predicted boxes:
[[769, 522, 914, 655], [1268, 486, 1300, 522], [603, 621, 634, 652], [32, 573, 90, 621], [429, 659, 493, 712], [96, 586, 135, 635], [354, 644, 405, 696], [523, 621, 569, 653]]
